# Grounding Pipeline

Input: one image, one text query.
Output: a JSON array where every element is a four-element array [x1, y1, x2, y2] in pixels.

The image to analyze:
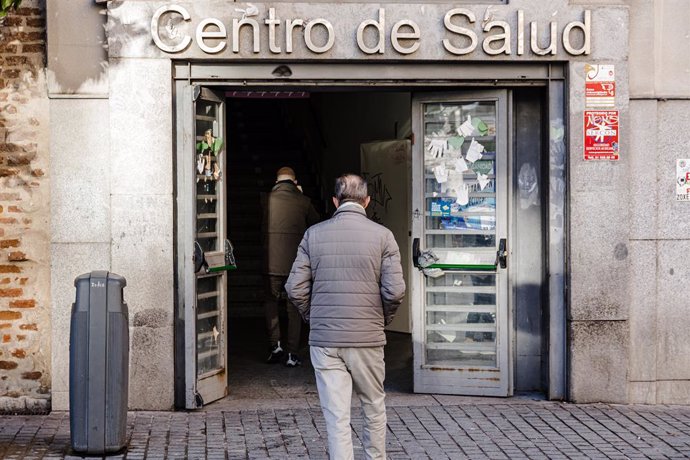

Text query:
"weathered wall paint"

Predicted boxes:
[[0, 0, 51, 413]]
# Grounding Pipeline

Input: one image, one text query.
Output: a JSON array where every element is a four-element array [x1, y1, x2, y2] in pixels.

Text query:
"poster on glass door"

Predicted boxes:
[[584, 110, 619, 161]]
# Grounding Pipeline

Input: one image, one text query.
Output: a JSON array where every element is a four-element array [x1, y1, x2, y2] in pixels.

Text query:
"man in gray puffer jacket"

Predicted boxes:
[[286, 174, 405, 460]]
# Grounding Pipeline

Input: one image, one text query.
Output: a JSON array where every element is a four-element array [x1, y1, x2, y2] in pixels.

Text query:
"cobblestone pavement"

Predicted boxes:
[[1, 400, 690, 459]]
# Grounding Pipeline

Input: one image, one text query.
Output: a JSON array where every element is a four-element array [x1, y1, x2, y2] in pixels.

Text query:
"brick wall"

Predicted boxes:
[[0, 1, 51, 413]]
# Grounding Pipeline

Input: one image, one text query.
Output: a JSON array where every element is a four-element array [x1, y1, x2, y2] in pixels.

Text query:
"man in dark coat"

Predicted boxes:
[[263, 166, 320, 366], [286, 174, 406, 459]]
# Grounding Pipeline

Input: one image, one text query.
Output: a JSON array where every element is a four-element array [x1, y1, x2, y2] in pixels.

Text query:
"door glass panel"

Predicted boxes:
[[196, 274, 222, 376], [425, 272, 496, 367], [193, 91, 225, 384], [195, 98, 222, 253], [422, 100, 498, 368]]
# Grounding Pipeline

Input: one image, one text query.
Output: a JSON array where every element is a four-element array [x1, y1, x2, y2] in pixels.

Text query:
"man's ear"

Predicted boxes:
[[332, 197, 339, 208], [363, 196, 371, 209]]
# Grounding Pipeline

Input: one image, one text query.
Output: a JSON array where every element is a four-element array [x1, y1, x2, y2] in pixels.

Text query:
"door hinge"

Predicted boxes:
[[194, 391, 204, 408]]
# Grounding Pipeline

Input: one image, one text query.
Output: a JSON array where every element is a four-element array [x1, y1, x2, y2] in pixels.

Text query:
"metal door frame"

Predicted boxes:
[[174, 85, 229, 409], [172, 61, 569, 404], [411, 90, 510, 396]]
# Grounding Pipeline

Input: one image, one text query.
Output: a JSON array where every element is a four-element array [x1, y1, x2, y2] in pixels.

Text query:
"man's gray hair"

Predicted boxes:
[[334, 174, 368, 205]]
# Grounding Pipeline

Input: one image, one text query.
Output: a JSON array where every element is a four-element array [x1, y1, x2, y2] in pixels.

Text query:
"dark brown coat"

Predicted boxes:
[[262, 181, 320, 276]]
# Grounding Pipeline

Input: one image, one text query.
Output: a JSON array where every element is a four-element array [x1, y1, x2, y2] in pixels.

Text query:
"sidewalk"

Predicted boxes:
[[1, 396, 689, 459]]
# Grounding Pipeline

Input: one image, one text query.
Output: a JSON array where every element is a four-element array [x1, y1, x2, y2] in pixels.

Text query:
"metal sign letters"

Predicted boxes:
[[150, 5, 592, 57]]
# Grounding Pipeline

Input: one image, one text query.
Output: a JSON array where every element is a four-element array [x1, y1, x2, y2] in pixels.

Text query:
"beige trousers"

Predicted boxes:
[[310, 346, 386, 460]]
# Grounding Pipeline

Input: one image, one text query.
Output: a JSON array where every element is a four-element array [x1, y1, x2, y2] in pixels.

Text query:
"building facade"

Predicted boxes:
[[0, 0, 688, 412], [0, 0, 50, 413]]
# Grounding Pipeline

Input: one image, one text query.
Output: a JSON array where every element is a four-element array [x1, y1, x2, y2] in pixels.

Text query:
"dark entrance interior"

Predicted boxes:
[[223, 91, 415, 402], [215, 87, 548, 403]]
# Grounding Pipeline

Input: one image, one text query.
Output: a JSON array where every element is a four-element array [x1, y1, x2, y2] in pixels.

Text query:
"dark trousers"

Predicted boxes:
[[264, 275, 302, 354]]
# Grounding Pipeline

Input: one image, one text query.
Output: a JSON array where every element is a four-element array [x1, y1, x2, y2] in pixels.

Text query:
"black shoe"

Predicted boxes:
[[267, 342, 284, 364], [285, 353, 302, 367]]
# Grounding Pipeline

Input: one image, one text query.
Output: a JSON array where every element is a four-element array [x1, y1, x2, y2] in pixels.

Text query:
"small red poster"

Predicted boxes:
[[584, 110, 619, 161]]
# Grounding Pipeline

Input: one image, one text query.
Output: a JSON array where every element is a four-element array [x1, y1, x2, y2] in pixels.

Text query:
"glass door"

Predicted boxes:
[[411, 91, 510, 396], [182, 87, 230, 407]]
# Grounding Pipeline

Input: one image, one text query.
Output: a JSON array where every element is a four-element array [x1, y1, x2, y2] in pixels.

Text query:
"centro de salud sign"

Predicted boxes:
[[131, 3, 593, 59]]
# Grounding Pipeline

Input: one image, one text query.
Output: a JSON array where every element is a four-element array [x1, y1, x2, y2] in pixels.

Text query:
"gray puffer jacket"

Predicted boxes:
[[285, 204, 406, 347]]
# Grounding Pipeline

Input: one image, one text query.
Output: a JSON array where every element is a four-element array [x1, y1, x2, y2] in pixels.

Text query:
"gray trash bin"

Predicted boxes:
[[69, 271, 129, 454]]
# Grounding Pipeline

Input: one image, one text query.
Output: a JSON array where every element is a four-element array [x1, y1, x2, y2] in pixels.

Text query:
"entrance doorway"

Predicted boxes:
[[223, 92, 415, 402], [175, 79, 557, 409]]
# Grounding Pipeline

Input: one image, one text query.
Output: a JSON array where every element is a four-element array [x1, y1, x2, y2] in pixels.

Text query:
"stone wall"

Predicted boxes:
[[625, 0, 690, 405], [567, 0, 690, 404], [566, 2, 630, 403], [0, 0, 51, 413], [45, 0, 177, 411]]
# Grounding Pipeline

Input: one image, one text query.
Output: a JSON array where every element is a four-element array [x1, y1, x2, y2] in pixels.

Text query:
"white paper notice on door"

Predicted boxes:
[[477, 172, 491, 190], [466, 138, 485, 163], [455, 183, 469, 205], [444, 251, 494, 265], [457, 115, 475, 137], [455, 157, 469, 173], [433, 164, 448, 183]]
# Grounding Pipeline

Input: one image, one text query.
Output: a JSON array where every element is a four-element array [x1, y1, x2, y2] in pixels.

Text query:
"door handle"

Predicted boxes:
[[412, 237, 421, 268], [224, 239, 236, 268], [495, 238, 507, 269]]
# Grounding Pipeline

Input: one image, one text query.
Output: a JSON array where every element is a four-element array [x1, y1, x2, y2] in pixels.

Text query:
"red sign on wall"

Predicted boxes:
[[584, 110, 619, 161], [586, 81, 616, 107]]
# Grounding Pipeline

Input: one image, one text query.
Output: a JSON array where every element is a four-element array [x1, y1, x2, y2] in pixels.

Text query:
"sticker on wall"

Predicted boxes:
[[518, 163, 540, 209], [677, 159, 690, 201], [585, 64, 615, 108], [584, 110, 619, 160]]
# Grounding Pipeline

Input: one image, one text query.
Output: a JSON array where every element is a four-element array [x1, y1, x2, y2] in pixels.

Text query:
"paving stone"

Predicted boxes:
[[2, 401, 690, 458]]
